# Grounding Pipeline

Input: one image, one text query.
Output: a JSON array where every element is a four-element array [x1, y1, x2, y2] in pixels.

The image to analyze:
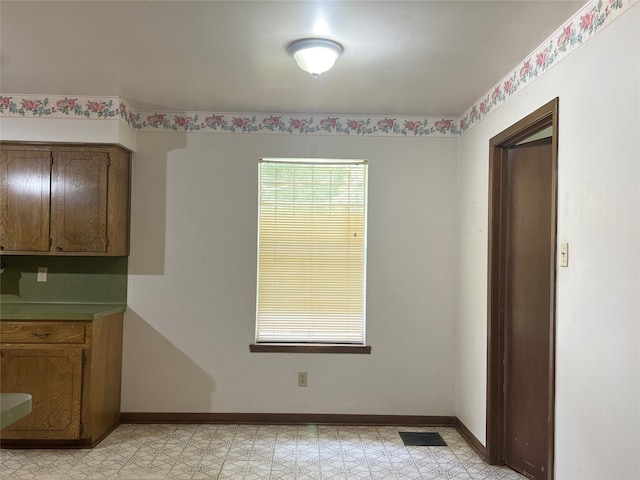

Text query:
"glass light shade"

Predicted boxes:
[[288, 38, 343, 77]]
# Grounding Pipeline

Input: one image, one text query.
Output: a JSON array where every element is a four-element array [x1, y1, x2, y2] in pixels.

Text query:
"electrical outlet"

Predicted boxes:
[[37, 267, 48, 282], [298, 371, 308, 387]]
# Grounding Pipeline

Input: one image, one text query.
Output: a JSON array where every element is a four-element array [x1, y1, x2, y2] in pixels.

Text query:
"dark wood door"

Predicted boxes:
[[0, 150, 52, 252], [51, 151, 108, 253], [504, 138, 553, 479]]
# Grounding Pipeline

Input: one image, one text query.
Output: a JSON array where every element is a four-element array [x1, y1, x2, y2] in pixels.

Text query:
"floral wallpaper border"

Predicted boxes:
[[0, 0, 637, 137], [0, 95, 460, 137], [458, 0, 637, 132]]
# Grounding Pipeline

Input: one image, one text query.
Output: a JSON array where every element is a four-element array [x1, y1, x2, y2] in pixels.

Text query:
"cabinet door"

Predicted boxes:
[[0, 348, 83, 440], [51, 151, 108, 253], [0, 150, 52, 252]]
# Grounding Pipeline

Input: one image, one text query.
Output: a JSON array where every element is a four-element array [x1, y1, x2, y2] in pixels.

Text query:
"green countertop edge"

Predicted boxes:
[[0, 303, 127, 321], [0, 393, 32, 429]]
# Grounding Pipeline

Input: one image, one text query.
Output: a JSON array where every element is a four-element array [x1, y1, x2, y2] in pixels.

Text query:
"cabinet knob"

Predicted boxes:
[[56, 246, 63, 252], [32, 333, 51, 339]]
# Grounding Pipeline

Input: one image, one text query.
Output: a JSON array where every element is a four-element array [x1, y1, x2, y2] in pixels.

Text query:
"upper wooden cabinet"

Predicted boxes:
[[0, 144, 131, 256]]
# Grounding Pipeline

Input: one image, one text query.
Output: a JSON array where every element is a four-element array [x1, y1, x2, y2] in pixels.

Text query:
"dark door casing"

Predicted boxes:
[[486, 98, 558, 480]]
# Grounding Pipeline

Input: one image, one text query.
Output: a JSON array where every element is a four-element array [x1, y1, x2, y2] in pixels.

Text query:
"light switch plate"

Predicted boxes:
[[560, 242, 569, 267]]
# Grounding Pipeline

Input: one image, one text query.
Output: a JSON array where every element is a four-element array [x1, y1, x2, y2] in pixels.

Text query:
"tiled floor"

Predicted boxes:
[[0, 424, 525, 480]]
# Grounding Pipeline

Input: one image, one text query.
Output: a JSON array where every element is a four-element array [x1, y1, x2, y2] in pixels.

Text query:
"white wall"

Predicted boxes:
[[0, 117, 136, 151], [122, 132, 460, 415], [455, 6, 640, 480]]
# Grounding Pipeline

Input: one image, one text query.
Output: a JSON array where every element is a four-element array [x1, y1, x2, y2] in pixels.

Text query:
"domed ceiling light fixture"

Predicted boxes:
[[288, 38, 343, 78]]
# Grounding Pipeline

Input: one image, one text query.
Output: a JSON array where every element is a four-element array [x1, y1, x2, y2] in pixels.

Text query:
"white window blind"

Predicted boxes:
[[256, 158, 368, 344]]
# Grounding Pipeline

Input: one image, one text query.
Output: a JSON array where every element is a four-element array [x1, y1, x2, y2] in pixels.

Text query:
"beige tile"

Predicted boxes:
[[0, 423, 530, 480]]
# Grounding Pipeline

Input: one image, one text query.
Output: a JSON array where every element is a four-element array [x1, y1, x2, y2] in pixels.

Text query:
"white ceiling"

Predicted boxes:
[[0, 1, 585, 117]]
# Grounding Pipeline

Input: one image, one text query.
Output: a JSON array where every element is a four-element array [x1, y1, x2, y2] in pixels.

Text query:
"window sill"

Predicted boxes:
[[249, 344, 371, 354]]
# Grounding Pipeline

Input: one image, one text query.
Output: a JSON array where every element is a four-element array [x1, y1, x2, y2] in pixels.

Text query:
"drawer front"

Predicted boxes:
[[1, 322, 86, 344]]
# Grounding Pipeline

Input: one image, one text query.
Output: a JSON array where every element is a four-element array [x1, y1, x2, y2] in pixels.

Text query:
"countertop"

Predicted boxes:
[[0, 393, 32, 429], [0, 303, 127, 321]]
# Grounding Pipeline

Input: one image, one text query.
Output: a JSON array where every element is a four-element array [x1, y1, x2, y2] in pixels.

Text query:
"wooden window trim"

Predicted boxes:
[[249, 344, 371, 354]]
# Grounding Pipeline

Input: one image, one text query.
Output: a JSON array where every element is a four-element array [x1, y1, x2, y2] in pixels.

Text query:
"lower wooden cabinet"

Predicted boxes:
[[1, 348, 83, 439], [0, 313, 123, 447]]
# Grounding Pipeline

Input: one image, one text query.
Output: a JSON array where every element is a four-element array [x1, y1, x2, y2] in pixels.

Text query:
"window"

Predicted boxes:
[[254, 158, 368, 351]]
